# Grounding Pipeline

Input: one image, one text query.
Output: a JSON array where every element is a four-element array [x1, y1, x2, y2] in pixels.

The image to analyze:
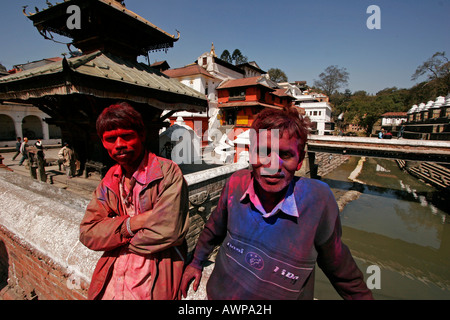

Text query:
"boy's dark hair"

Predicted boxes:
[[96, 102, 145, 139], [251, 106, 311, 160]]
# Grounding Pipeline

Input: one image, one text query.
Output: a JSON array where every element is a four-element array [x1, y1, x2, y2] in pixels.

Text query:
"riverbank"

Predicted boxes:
[[314, 153, 350, 178], [320, 155, 450, 299], [397, 160, 450, 195]]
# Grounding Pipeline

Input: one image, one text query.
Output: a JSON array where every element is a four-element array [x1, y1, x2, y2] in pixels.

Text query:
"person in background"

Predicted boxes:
[[180, 106, 373, 300], [79, 102, 189, 300], [383, 130, 393, 139], [12, 137, 21, 160], [34, 138, 46, 182], [35, 139, 45, 159], [58, 142, 76, 178], [18, 137, 29, 166], [397, 125, 405, 139]]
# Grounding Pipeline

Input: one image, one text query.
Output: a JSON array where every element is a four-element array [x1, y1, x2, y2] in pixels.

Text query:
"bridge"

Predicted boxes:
[[306, 135, 450, 164]]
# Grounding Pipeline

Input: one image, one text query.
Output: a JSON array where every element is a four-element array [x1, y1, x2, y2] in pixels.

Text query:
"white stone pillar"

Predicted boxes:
[[42, 120, 50, 140], [13, 119, 22, 138]]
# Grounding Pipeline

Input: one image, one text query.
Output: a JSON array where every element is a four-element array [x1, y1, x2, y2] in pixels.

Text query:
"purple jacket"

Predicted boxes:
[[191, 169, 373, 300]]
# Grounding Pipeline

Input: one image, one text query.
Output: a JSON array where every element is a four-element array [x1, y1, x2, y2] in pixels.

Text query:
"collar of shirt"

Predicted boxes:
[[114, 153, 149, 216], [112, 152, 148, 186], [240, 178, 298, 218]]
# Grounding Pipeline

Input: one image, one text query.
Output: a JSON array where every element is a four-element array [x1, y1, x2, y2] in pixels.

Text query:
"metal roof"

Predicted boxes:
[[25, 0, 180, 55], [164, 64, 217, 80], [0, 51, 207, 112], [216, 75, 278, 90]]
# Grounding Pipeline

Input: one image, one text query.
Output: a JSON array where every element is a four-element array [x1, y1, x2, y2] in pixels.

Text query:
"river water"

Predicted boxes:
[[314, 156, 450, 300]]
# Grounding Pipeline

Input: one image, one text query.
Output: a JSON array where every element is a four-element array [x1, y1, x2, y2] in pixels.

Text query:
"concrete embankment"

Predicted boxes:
[[397, 160, 450, 194], [335, 157, 365, 213]]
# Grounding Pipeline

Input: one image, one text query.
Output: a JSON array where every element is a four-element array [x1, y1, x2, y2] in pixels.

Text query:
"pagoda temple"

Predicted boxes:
[[0, 0, 207, 173]]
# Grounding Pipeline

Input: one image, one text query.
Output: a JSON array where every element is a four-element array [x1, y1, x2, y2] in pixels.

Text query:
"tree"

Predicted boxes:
[[411, 51, 450, 82], [330, 89, 352, 120], [231, 49, 248, 65], [408, 79, 449, 106], [337, 87, 415, 136], [267, 68, 288, 83], [220, 49, 248, 65], [313, 65, 349, 97], [411, 51, 450, 93], [220, 50, 232, 63]]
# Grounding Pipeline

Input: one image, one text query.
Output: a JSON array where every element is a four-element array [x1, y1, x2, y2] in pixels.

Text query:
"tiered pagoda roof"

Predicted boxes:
[[0, 50, 206, 112], [24, 0, 180, 60]]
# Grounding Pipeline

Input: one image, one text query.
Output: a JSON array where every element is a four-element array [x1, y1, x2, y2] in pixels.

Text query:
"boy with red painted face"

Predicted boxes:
[[80, 102, 189, 300], [180, 107, 373, 300]]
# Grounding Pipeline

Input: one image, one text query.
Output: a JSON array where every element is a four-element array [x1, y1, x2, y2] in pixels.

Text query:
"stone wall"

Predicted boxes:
[[0, 170, 96, 300], [314, 152, 350, 177], [184, 163, 248, 257]]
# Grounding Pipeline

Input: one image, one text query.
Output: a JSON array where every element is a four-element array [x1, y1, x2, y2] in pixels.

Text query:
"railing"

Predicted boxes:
[[307, 135, 450, 164]]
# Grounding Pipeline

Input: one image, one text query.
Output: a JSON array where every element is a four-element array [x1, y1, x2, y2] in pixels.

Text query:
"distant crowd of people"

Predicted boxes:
[[11, 137, 78, 180]]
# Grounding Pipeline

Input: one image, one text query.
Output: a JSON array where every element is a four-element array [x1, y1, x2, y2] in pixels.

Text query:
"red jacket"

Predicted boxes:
[[79, 152, 189, 299]]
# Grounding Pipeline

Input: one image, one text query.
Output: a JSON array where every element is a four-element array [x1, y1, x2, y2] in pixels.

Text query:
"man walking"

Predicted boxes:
[[12, 137, 21, 160], [18, 137, 29, 166]]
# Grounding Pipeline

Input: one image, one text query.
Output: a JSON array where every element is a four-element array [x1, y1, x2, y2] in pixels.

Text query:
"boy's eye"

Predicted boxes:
[[121, 134, 134, 141], [104, 136, 116, 143], [280, 151, 293, 159]]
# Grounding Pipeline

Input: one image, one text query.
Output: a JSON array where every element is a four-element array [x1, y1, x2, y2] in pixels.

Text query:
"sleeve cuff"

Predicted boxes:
[[189, 256, 205, 270]]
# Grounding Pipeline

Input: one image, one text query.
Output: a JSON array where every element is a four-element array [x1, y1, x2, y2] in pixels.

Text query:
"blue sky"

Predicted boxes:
[[1, 0, 449, 94]]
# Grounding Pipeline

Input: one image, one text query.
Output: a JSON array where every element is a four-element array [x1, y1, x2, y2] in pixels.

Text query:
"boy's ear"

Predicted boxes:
[[139, 131, 146, 143]]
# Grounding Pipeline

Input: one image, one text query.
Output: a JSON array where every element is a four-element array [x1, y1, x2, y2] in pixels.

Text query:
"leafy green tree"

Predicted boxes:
[[220, 49, 248, 65], [220, 50, 232, 63], [338, 87, 414, 135], [408, 80, 449, 105], [231, 49, 248, 65], [267, 68, 288, 83], [327, 53, 450, 136], [330, 89, 352, 123]]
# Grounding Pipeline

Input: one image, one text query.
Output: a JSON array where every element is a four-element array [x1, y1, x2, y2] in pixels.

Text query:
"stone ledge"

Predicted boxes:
[[0, 170, 100, 285]]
